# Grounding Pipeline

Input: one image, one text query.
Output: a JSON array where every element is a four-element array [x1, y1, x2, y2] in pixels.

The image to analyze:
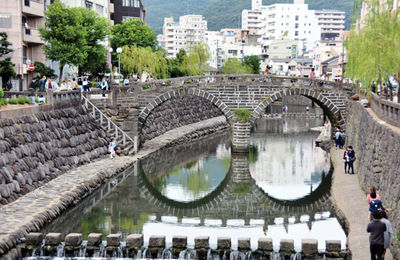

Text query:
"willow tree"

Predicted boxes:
[[120, 46, 168, 79], [346, 0, 400, 101]]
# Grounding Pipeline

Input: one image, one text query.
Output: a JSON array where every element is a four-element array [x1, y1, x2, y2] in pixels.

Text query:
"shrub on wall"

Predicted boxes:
[[234, 109, 252, 123]]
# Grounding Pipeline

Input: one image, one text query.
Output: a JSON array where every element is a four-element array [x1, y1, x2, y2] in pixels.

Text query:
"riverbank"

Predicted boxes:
[[0, 116, 229, 259], [330, 147, 393, 260]]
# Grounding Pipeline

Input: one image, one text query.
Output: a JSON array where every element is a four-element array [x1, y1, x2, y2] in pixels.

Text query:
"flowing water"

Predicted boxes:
[[39, 118, 346, 258]]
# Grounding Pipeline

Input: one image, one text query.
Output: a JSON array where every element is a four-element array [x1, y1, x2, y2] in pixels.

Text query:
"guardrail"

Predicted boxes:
[[371, 93, 400, 128], [124, 75, 354, 93], [81, 93, 138, 154]]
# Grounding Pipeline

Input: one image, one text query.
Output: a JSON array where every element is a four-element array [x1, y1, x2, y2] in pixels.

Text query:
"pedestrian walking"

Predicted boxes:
[[108, 139, 116, 159], [347, 146, 356, 174], [335, 130, 342, 149], [340, 131, 346, 148], [367, 210, 386, 260], [380, 211, 393, 260], [324, 121, 330, 137], [264, 66, 269, 80], [369, 192, 385, 220], [29, 79, 36, 91], [343, 147, 350, 174], [309, 68, 316, 79], [38, 76, 46, 92], [367, 186, 382, 204], [6, 80, 12, 91]]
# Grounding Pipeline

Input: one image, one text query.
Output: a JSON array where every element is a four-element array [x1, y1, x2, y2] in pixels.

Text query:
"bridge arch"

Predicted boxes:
[[138, 88, 233, 141], [251, 88, 345, 128]]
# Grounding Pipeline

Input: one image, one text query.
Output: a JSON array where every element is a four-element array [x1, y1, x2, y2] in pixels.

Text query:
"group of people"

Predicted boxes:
[[334, 127, 347, 149], [30, 76, 77, 92], [367, 186, 393, 260]]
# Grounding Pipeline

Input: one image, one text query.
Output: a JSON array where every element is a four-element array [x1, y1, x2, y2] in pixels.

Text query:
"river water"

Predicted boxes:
[[41, 118, 346, 253]]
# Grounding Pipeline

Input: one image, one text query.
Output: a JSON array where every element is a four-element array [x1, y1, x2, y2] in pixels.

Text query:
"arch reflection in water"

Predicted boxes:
[[250, 118, 330, 200]]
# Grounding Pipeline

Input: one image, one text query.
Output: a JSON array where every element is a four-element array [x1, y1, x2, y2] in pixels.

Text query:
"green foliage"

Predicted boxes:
[[144, 0, 354, 33], [40, 0, 110, 81], [142, 84, 150, 90], [7, 99, 17, 105], [0, 88, 4, 99], [33, 62, 57, 79], [222, 58, 252, 75], [346, 0, 400, 90], [0, 32, 16, 87], [35, 97, 39, 104], [179, 43, 210, 76], [243, 55, 261, 74], [18, 97, 30, 104], [111, 19, 157, 50], [121, 45, 168, 79], [0, 99, 7, 106], [234, 108, 252, 122], [233, 184, 250, 195]]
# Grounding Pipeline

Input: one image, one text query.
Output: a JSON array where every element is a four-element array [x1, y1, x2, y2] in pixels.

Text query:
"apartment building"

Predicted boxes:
[[59, 0, 113, 23], [242, 0, 321, 55], [0, 0, 45, 90], [113, 0, 146, 25], [161, 15, 207, 58], [314, 10, 345, 39]]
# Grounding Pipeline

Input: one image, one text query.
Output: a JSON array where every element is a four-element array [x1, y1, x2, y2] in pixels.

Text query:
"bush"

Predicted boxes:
[[35, 97, 39, 104], [0, 88, 4, 99], [8, 98, 17, 105], [0, 99, 7, 106], [142, 84, 150, 90], [17, 96, 30, 104], [234, 109, 252, 122]]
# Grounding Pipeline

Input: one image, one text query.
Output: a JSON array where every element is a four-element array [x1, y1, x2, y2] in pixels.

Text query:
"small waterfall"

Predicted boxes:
[[111, 247, 124, 258], [290, 252, 302, 260], [56, 244, 64, 257], [230, 251, 252, 260], [270, 252, 281, 260]]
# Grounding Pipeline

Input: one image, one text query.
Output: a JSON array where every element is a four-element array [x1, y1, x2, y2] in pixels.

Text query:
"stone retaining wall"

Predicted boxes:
[[140, 95, 223, 143], [19, 232, 349, 259], [346, 101, 400, 258], [0, 105, 110, 206]]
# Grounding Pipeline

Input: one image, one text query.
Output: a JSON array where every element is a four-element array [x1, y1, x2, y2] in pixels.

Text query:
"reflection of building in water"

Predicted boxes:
[[250, 131, 330, 200], [215, 144, 231, 160]]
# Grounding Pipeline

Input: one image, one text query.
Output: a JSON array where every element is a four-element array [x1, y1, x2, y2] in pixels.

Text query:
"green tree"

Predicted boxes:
[[111, 19, 157, 50], [243, 55, 260, 74], [33, 61, 57, 79], [39, 0, 88, 82], [0, 32, 16, 88], [222, 58, 252, 74], [346, 0, 400, 102], [120, 45, 168, 80], [74, 7, 110, 78]]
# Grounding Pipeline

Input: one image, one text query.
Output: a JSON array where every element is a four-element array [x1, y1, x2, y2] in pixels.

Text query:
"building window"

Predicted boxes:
[[95, 4, 104, 15], [295, 15, 299, 21], [122, 0, 140, 7], [0, 13, 11, 28], [85, 0, 93, 9], [295, 31, 298, 36]]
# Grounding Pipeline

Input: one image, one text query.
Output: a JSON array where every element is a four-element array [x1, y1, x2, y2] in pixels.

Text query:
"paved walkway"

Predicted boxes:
[[331, 148, 393, 260], [0, 116, 227, 256]]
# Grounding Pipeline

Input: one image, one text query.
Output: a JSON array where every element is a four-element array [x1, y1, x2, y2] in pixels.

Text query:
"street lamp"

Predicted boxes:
[[116, 47, 122, 85], [109, 47, 113, 81]]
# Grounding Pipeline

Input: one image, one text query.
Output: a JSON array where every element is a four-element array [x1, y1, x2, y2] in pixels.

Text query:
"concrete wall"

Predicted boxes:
[[346, 101, 400, 258], [0, 105, 110, 205]]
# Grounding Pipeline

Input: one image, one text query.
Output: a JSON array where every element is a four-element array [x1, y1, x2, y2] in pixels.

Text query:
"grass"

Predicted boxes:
[[234, 108, 252, 122]]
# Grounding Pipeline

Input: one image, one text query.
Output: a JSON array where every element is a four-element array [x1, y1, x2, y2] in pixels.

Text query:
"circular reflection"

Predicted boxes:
[[250, 118, 330, 201], [148, 144, 231, 202]]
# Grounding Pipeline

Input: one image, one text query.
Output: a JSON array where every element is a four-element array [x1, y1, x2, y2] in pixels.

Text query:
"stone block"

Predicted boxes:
[[25, 233, 43, 246], [326, 240, 341, 252], [149, 235, 165, 248], [194, 236, 209, 249], [44, 233, 61, 246], [280, 239, 294, 252], [258, 238, 273, 251], [106, 234, 121, 247], [87, 233, 102, 247], [238, 237, 251, 251], [301, 239, 318, 256], [217, 237, 231, 250], [172, 236, 187, 249], [65, 233, 82, 247], [126, 234, 143, 249]]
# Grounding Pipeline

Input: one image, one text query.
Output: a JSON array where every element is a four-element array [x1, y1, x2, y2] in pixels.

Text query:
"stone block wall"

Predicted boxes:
[[140, 95, 223, 142], [0, 106, 110, 206], [346, 101, 400, 258]]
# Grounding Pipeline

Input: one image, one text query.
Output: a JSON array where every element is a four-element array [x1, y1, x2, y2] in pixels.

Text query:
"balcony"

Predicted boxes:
[[108, 1, 114, 13], [23, 28, 44, 44], [22, 0, 44, 17]]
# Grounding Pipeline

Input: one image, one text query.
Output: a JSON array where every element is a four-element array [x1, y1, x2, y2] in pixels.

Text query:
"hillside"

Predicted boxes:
[[142, 0, 355, 34]]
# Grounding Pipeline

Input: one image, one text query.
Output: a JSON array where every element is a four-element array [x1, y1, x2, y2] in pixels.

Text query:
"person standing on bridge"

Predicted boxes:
[[367, 210, 386, 260], [335, 129, 342, 149], [310, 68, 316, 79], [109, 139, 117, 159], [346, 146, 355, 174]]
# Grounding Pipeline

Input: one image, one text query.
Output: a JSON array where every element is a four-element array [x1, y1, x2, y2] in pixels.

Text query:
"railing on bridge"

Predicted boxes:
[[123, 75, 354, 93], [81, 93, 138, 154], [371, 93, 400, 127]]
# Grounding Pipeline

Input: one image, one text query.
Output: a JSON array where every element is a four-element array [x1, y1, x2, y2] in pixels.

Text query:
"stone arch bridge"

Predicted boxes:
[[104, 75, 354, 150]]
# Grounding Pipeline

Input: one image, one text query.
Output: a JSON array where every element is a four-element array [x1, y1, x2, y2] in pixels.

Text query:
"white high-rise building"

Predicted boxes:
[[314, 10, 345, 39], [242, 0, 321, 55], [161, 15, 207, 58]]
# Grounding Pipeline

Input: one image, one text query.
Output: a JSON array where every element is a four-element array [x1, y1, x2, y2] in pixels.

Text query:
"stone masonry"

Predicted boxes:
[[345, 101, 400, 258]]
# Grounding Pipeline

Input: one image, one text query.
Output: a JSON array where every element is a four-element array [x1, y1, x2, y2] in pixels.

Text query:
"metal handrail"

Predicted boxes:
[[81, 93, 138, 153]]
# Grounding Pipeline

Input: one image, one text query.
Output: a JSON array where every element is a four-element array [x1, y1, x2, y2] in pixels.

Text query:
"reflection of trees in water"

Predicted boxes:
[[249, 145, 259, 164]]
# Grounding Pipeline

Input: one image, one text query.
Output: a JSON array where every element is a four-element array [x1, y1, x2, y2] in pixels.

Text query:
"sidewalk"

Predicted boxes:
[[331, 148, 393, 260]]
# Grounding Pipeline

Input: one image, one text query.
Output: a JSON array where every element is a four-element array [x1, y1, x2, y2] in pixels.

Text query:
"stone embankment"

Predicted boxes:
[[0, 106, 110, 206], [140, 95, 223, 142], [0, 116, 229, 259], [20, 232, 348, 259], [345, 101, 400, 258]]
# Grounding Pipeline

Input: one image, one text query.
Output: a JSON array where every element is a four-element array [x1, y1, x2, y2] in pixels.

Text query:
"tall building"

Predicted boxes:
[[161, 15, 207, 58], [242, 0, 321, 55], [0, 0, 45, 90], [113, 0, 146, 25], [314, 10, 345, 39]]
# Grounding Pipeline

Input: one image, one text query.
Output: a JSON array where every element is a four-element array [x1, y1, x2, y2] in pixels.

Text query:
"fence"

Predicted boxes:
[[370, 93, 400, 128]]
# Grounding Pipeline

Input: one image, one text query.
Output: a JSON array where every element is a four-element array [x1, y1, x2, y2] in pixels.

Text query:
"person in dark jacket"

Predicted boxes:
[[6, 80, 12, 90], [29, 79, 36, 90], [367, 210, 386, 260], [347, 146, 355, 174]]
